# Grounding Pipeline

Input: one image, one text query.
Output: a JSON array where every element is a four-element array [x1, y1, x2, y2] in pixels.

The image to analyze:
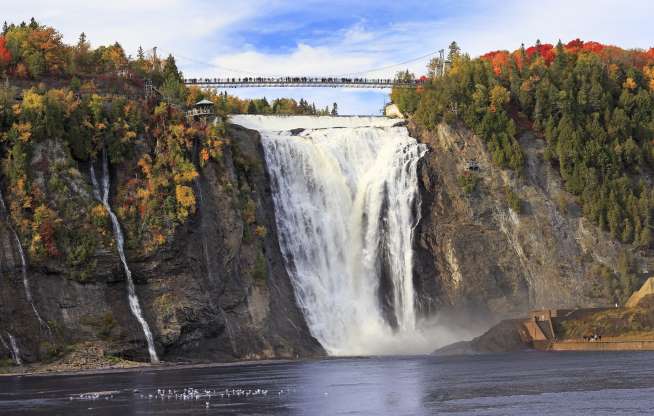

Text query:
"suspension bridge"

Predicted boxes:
[[175, 48, 448, 89], [183, 77, 423, 89]]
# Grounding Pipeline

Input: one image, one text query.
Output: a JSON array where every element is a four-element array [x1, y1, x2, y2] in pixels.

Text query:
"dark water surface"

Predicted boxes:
[[1, 351, 654, 415]]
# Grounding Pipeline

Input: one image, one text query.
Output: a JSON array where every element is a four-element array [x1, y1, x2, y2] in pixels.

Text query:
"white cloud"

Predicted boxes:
[[1, 0, 267, 57], [205, 0, 654, 80], [210, 43, 378, 77]]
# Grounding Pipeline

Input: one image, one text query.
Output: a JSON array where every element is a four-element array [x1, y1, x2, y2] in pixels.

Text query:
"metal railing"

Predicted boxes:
[[183, 77, 422, 89], [185, 108, 214, 118]]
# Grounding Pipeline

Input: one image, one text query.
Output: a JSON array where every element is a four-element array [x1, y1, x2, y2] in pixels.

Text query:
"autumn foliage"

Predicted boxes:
[[525, 43, 555, 63], [481, 50, 511, 75], [407, 36, 654, 249], [0, 36, 11, 68], [480, 39, 654, 76]]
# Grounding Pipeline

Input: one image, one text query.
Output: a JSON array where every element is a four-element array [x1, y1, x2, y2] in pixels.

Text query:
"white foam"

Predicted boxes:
[[229, 115, 400, 131], [257, 116, 431, 355]]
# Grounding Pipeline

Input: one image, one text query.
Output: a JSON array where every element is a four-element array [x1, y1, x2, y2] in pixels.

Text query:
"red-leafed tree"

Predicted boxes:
[[0, 36, 12, 70], [564, 39, 607, 54], [581, 41, 605, 53], [565, 38, 584, 52], [525, 43, 555, 64]]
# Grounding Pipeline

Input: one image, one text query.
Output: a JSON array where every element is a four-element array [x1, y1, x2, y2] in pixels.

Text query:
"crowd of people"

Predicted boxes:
[[184, 77, 422, 85], [583, 334, 603, 342]]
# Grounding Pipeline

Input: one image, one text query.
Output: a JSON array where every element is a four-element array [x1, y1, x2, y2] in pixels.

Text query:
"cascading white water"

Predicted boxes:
[[232, 115, 428, 355], [90, 152, 159, 363], [1, 332, 22, 365], [0, 334, 12, 364], [0, 190, 50, 334]]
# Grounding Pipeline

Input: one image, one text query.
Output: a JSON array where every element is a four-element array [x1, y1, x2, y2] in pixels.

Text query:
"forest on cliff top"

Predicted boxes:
[[0, 19, 327, 281], [394, 40, 654, 250]]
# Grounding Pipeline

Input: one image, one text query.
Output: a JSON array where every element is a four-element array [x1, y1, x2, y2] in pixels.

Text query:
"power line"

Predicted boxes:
[[162, 48, 440, 78], [158, 49, 268, 76], [334, 50, 440, 77]]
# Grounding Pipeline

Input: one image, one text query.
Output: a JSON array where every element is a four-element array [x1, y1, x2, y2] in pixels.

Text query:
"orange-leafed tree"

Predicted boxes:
[[481, 50, 510, 75], [645, 48, 654, 64], [26, 26, 67, 75]]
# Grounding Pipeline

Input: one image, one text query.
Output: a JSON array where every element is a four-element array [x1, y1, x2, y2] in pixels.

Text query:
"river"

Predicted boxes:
[[2, 351, 653, 415]]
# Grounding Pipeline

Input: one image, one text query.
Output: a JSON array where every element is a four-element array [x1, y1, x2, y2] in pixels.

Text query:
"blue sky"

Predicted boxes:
[[3, 0, 653, 114]]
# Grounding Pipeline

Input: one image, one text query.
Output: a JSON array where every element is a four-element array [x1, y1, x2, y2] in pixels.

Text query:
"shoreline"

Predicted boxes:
[[0, 354, 421, 379], [0, 358, 297, 378]]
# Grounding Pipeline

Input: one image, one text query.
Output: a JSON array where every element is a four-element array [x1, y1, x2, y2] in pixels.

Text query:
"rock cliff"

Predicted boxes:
[[412, 121, 654, 326], [0, 123, 322, 365], [4, 115, 654, 367]]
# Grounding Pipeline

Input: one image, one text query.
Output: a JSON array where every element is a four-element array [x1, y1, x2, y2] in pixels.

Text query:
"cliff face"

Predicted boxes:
[[5, 115, 654, 366], [0, 123, 322, 365], [412, 121, 654, 325]]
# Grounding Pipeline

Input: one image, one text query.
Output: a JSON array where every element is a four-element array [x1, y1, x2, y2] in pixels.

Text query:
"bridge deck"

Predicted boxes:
[[184, 78, 421, 89]]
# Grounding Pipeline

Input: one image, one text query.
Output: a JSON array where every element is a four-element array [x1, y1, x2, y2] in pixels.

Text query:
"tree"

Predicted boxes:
[[73, 32, 91, 74], [489, 85, 510, 111], [101, 42, 127, 71], [448, 41, 461, 61], [247, 100, 257, 114], [0, 36, 11, 71], [331, 102, 338, 116], [259, 97, 270, 113], [77, 32, 87, 48], [162, 54, 182, 83]]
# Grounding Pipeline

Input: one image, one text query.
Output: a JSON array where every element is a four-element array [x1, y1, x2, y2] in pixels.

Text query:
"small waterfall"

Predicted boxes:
[[90, 151, 159, 363], [0, 332, 22, 365], [252, 116, 428, 355], [0, 190, 50, 334], [0, 334, 10, 362]]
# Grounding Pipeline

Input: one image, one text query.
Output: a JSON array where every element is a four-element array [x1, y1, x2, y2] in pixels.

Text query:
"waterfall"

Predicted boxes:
[[90, 152, 159, 363], [0, 190, 50, 334], [0, 332, 22, 365], [237, 115, 428, 355]]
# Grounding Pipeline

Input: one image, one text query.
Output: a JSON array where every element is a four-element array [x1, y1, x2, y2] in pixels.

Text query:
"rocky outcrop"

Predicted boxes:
[[626, 277, 654, 308], [433, 319, 527, 355], [0, 123, 322, 365], [412, 121, 654, 327]]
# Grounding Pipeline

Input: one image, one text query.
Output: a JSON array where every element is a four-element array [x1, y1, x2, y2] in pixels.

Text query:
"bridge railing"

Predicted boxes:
[[183, 77, 423, 88], [185, 108, 214, 119]]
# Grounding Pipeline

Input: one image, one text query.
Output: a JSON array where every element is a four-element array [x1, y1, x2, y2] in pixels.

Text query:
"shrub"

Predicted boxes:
[[458, 172, 480, 194], [505, 187, 522, 213], [252, 252, 267, 281]]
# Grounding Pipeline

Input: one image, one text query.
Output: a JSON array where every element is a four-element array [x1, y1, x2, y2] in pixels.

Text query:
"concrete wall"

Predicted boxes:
[[549, 341, 654, 351]]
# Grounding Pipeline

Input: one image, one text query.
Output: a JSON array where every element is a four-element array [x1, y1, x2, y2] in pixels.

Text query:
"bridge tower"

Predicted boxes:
[[438, 49, 445, 76], [144, 79, 154, 98]]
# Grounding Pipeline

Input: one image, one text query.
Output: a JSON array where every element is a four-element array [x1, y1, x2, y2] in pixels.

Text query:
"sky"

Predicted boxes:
[[3, 0, 653, 114]]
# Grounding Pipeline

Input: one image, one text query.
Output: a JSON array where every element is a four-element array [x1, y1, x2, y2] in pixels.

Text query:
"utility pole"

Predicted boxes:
[[439, 49, 445, 77]]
